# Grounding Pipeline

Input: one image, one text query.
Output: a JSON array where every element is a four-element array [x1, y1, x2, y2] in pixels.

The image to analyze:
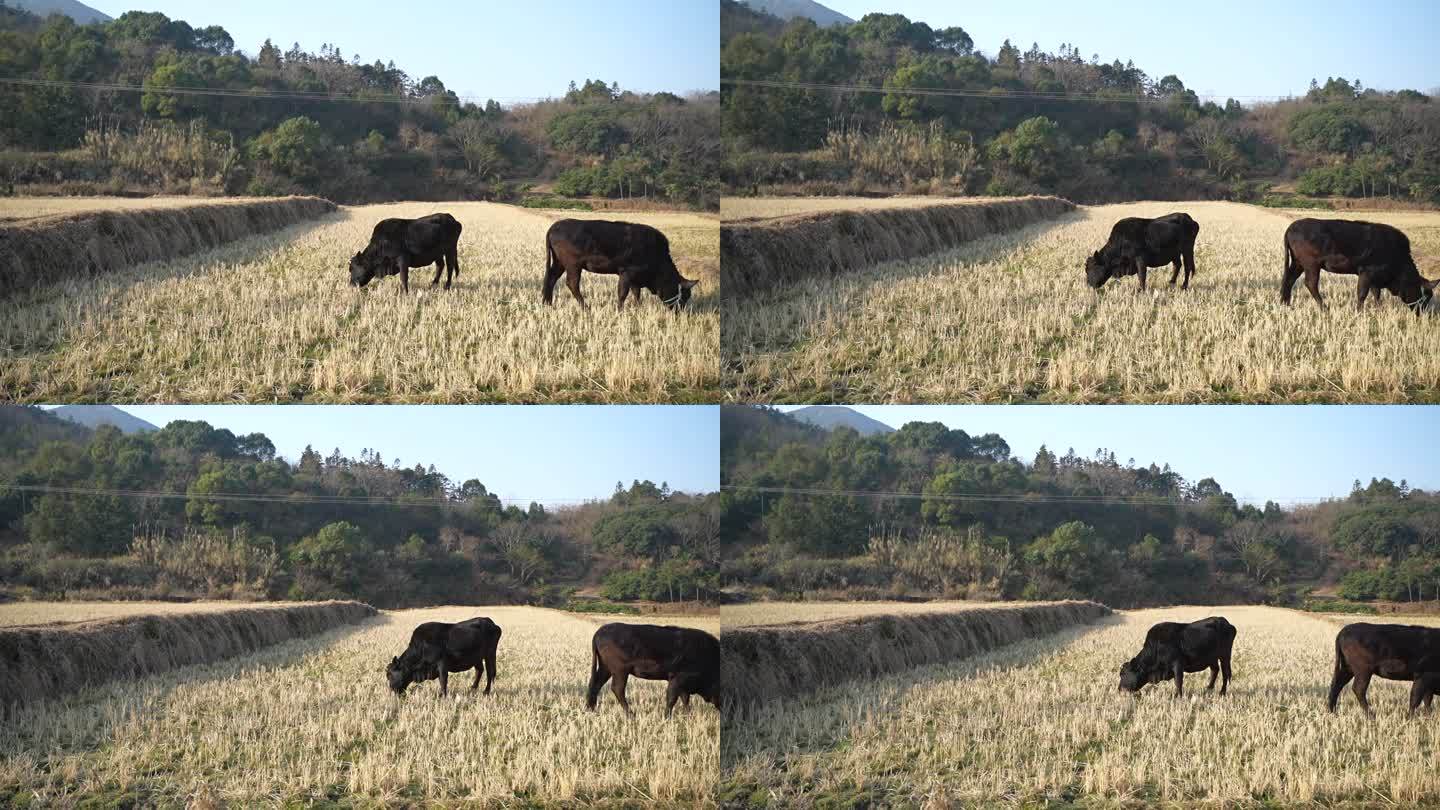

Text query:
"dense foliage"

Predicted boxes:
[[0, 407, 718, 607], [0, 5, 720, 206], [720, 1, 1439, 204], [720, 406, 1440, 608]]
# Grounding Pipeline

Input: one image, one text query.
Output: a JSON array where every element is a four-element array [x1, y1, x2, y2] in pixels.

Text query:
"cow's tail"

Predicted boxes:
[[1327, 631, 1352, 712], [585, 636, 605, 710], [543, 238, 560, 305]]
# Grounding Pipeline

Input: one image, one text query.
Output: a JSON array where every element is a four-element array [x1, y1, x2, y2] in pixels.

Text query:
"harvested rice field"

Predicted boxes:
[[0, 201, 719, 403], [0, 605, 719, 807], [721, 200, 1440, 403]]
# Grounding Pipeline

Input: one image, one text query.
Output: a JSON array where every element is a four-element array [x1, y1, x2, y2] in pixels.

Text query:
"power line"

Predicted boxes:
[[721, 484, 1345, 507], [0, 483, 612, 508], [0, 76, 553, 106], [720, 77, 1294, 105]]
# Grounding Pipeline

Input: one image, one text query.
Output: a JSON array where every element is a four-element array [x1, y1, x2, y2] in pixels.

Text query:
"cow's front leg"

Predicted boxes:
[[1356, 274, 1372, 312], [664, 678, 683, 718], [437, 661, 449, 697]]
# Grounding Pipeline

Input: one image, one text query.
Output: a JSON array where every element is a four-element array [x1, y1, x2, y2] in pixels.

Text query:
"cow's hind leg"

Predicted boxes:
[[1220, 655, 1232, 695], [445, 246, 458, 289], [1328, 660, 1353, 712], [437, 661, 449, 698], [617, 275, 631, 311], [483, 651, 496, 695], [1207, 662, 1219, 690], [1356, 274, 1372, 312], [1182, 249, 1196, 290], [566, 267, 587, 308], [1169, 258, 1182, 287], [430, 256, 445, 288], [586, 664, 611, 710], [611, 672, 633, 715], [1303, 266, 1324, 307], [1352, 671, 1374, 716], [471, 662, 484, 691]]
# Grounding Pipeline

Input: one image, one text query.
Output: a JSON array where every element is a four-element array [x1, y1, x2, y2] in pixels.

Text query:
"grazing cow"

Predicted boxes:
[[1086, 212, 1200, 291], [585, 623, 720, 717], [349, 213, 462, 293], [1119, 616, 1235, 697], [1328, 622, 1440, 715], [386, 617, 501, 697], [1282, 218, 1436, 312], [543, 219, 698, 310]]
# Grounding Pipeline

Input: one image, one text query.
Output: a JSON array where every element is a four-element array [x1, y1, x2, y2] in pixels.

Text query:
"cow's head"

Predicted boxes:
[[386, 655, 413, 695], [1085, 251, 1114, 289], [658, 276, 699, 311], [386, 651, 437, 695], [1118, 648, 1163, 693], [1405, 276, 1438, 314], [349, 251, 376, 288]]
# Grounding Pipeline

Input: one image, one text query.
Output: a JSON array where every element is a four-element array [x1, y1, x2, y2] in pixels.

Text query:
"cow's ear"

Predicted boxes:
[[681, 278, 698, 290]]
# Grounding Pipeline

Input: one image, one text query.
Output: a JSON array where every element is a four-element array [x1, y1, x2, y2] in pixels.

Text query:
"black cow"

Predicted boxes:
[[585, 623, 719, 717], [1119, 616, 1235, 697], [543, 219, 698, 310], [1086, 213, 1200, 291], [1281, 218, 1436, 313], [386, 617, 501, 697], [1328, 622, 1440, 715], [350, 213, 462, 293]]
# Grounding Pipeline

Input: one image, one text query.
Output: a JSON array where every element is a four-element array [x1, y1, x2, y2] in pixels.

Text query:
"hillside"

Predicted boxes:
[[0, 8, 720, 207], [720, 4, 1440, 206], [8, 0, 109, 24], [788, 405, 894, 435], [50, 404, 159, 434], [719, 405, 1440, 609], [0, 406, 718, 608], [743, 0, 852, 27]]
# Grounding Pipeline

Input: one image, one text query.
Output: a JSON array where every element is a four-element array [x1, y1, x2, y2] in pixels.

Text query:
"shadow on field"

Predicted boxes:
[[720, 614, 1119, 767], [2, 614, 383, 736], [724, 212, 1084, 311], [7, 212, 345, 309]]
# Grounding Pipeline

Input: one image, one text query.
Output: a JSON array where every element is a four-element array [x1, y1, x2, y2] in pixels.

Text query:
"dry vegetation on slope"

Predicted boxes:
[[0, 606, 719, 807], [0, 202, 719, 403], [722, 201, 1440, 403], [721, 605, 1440, 807]]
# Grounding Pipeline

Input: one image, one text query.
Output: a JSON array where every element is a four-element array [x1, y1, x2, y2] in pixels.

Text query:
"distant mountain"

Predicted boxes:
[[788, 406, 893, 436], [7, 0, 112, 24], [50, 405, 158, 434], [742, 0, 853, 27]]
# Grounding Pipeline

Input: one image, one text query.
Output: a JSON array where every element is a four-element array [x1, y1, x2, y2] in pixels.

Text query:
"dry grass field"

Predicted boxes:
[[719, 196, 1034, 221], [0, 605, 719, 807], [722, 201, 1440, 403], [0, 196, 278, 222], [721, 604, 1440, 807], [0, 600, 283, 627], [0, 201, 719, 403], [721, 600, 1034, 627]]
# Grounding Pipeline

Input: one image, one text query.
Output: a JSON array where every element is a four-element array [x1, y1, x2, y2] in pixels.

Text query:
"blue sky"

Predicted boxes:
[[778, 406, 1440, 505], [87, 0, 720, 102], [818, 0, 1439, 101], [102, 406, 718, 503]]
